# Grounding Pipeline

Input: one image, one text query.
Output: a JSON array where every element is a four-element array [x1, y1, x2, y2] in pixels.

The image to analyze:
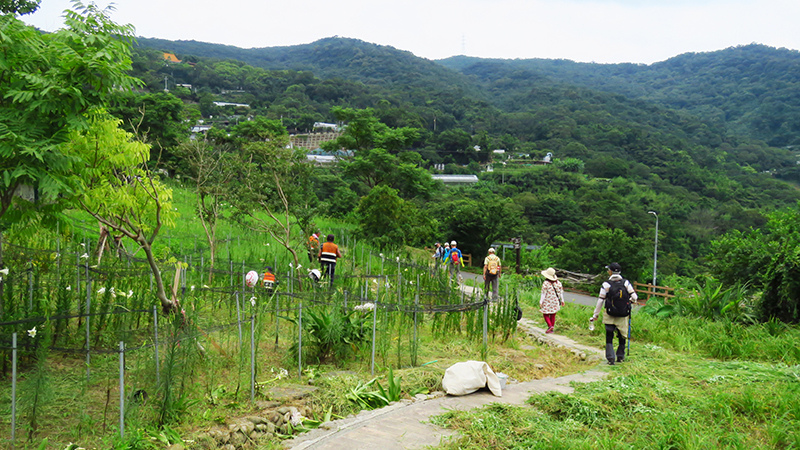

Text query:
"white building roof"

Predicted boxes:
[[432, 175, 479, 184]]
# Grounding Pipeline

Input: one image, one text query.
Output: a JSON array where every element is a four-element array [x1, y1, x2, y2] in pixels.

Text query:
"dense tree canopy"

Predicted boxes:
[[0, 2, 139, 228]]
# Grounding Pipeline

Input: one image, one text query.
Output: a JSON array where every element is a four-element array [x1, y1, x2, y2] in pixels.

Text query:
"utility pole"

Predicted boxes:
[[648, 211, 658, 286]]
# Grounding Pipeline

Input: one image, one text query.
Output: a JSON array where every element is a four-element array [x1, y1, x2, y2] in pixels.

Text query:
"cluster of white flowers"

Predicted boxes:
[[354, 302, 376, 312], [271, 367, 289, 379], [96, 287, 133, 298]]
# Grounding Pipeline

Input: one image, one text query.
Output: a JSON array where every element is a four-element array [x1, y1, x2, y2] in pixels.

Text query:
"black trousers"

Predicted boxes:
[[605, 324, 627, 362], [321, 262, 336, 286]]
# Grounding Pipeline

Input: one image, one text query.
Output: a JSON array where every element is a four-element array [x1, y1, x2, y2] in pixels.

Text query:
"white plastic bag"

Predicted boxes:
[[441, 360, 502, 397]]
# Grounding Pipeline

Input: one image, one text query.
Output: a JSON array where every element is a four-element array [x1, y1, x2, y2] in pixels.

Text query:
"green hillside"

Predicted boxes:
[[439, 44, 800, 147], [126, 36, 800, 280]]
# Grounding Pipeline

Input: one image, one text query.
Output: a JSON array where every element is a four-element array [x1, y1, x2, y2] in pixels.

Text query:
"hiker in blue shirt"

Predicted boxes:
[[446, 240, 463, 283]]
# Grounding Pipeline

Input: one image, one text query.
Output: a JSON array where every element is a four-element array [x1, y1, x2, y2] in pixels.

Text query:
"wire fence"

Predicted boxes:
[[0, 229, 520, 447]]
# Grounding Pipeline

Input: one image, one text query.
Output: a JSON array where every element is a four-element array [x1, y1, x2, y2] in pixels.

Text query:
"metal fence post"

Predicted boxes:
[[251, 315, 256, 403], [371, 279, 379, 376], [11, 333, 17, 448], [482, 298, 489, 360], [153, 305, 160, 386], [119, 341, 125, 439], [298, 298, 303, 379], [86, 277, 92, 383], [235, 292, 242, 350]]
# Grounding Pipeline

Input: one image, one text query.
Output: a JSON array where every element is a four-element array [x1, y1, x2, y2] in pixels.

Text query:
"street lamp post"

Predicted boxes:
[[648, 211, 658, 286]]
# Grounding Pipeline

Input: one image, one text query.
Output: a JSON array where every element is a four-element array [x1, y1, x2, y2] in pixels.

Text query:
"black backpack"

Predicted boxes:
[[605, 279, 632, 317]]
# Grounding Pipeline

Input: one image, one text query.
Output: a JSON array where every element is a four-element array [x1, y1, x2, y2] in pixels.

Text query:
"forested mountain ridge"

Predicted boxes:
[[137, 36, 484, 99], [439, 44, 800, 147]]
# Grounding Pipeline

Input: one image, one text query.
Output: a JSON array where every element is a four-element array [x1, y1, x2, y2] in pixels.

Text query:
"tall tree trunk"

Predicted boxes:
[[138, 235, 175, 313]]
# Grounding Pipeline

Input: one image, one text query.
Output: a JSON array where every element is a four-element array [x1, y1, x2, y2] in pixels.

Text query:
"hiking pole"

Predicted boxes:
[[627, 315, 631, 357]]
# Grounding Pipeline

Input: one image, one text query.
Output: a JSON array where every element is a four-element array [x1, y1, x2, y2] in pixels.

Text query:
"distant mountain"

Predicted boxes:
[[438, 44, 800, 147], [136, 37, 483, 98]]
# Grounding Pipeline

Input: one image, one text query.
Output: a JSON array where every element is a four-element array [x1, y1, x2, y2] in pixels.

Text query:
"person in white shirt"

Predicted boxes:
[[591, 262, 638, 365]]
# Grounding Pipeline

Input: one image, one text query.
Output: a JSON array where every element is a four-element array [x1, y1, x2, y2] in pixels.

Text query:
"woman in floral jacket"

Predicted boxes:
[[539, 267, 565, 333]]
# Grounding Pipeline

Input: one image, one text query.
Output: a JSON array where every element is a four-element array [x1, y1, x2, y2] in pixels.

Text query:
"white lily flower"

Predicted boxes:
[[28, 327, 37, 338], [80, 253, 89, 259], [66, 285, 72, 291], [190, 285, 195, 291], [290, 410, 305, 426], [0, 268, 8, 276], [396, 256, 400, 262], [289, 262, 294, 268], [97, 287, 106, 295], [203, 284, 210, 289], [250, 297, 256, 307], [128, 290, 133, 297], [297, 265, 302, 270], [379, 253, 384, 259], [80, 243, 85, 248]]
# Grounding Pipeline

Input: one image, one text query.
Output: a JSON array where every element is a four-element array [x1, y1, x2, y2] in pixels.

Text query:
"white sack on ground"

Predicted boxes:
[[441, 360, 502, 397]]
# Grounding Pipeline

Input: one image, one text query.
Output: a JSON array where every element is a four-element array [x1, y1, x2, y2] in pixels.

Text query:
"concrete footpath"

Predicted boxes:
[[284, 319, 607, 450]]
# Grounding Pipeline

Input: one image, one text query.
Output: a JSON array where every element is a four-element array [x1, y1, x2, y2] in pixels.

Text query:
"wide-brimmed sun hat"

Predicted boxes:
[[541, 267, 558, 281]]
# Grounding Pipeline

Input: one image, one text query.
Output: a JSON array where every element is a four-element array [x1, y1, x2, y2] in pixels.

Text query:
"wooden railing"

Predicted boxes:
[[463, 253, 472, 267], [633, 281, 675, 304]]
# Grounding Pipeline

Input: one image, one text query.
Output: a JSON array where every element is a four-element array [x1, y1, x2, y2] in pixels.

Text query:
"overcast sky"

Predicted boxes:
[[22, 0, 800, 64]]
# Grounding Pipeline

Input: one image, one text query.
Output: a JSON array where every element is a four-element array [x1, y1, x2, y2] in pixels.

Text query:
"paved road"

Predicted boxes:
[[459, 271, 599, 307]]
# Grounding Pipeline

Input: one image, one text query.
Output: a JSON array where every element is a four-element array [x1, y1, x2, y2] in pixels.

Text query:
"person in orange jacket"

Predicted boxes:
[[262, 266, 277, 294], [318, 234, 343, 286]]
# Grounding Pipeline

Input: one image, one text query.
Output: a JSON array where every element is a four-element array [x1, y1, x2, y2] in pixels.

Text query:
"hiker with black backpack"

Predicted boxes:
[[590, 262, 638, 365]]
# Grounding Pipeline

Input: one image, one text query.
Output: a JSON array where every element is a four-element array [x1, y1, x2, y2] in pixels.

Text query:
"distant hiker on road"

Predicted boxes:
[[446, 240, 463, 283], [441, 242, 451, 265], [318, 234, 343, 286], [483, 247, 502, 300], [591, 262, 638, 365], [432, 242, 444, 263], [539, 267, 564, 333]]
